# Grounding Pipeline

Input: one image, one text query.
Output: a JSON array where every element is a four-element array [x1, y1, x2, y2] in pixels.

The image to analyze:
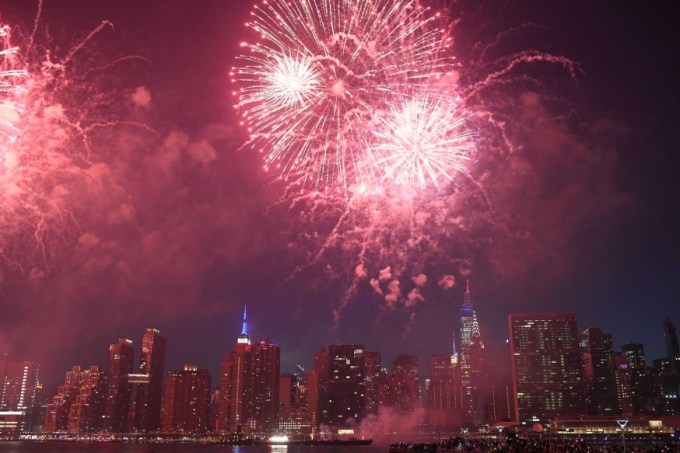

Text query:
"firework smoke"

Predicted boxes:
[[0, 9, 149, 284]]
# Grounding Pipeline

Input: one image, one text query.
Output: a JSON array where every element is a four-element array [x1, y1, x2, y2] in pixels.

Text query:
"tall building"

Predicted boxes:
[[622, 343, 653, 413], [161, 365, 211, 433], [68, 365, 107, 433], [251, 338, 280, 433], [44, 366, 83, 432], [581, 328, 620, 415], [426, 354, 465, 429], [383, 355, 421, 414], [458, 280, 486, 426], [0, 358, 39, 432], [217, 306, 252, 433], [327, 344, 365, 426], [217, 307, 281, 434], [134, 328, 167, 432], [663, 319, 680, 375], [313, 348, 329, 426], [508, 312, 585, 425], [613, 353, 634, 416], [105, 338, 134, 432], [363, 351, 381, 415]]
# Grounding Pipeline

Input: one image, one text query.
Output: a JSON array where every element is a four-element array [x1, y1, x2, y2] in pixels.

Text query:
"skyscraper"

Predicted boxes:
[[581, 328, 620, 415], [327, 344, 365, 426], [218, 306, 252, 433], [458, 280, 486, 426], [383, 354, 421, 414], [134, 329, 167, 432], [44, 366, 83, 432], [161, 365, 211, 433], [426, 354, 464, 428], [251, 338, 280, 433], [105, 338, 134, 432], [67, 365, 106, 433], [363, 351, 381, 415], [508, 312, 585, 425], [0, 359, 39, 431], [663, 319, 680, 375]]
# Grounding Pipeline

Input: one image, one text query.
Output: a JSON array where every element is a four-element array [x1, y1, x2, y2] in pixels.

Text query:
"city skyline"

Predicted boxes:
[[0, 0, 678, 404]]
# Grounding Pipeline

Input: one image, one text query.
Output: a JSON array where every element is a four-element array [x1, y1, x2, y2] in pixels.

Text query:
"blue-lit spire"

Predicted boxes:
[[237, 305, 250, 345], [460, 279, 474, 316]]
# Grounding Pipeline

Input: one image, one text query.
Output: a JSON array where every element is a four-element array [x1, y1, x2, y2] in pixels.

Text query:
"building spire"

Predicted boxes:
[[466, 278, 470, 293], [237, 305, 250, 345]]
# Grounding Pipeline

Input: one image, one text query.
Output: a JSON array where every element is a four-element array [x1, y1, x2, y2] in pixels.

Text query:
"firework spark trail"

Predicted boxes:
[[0, 12, 150, 283], [236, 1, 581, 328], [234, 0, 463, 193]]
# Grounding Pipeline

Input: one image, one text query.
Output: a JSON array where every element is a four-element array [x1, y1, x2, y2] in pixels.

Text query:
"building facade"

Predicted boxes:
[[105, 338, 134, 432], [134, 328, 167, 432], [161, 365, 211, 433], [508, 312, 586, 425]]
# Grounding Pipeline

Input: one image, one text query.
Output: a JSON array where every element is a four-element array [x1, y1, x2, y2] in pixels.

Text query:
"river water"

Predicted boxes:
[[0, 443, 388, 453]]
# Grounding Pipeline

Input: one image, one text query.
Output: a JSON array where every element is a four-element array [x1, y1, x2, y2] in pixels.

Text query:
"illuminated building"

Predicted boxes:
[[313, 348, 329, 426], [217, 306, 252, 433], [0, 357, 39, 432], [305, 368, 320, 431], [426, 354, 464, 428], [161, 365, 211, 433], [105, 338, 134, 432], [218, 307, 281, 434], [458, 280, 486, 426], [614, 353, 634, 416], [508, 312, 586, 425], [383, 354, 421, 414], [251, 337, 280, 433], [363, 351, 381, 415], [327, 344, 365, 426], [134, 328, 167, 432], [581, 328, 620, 415], [622, 342, 653, 413], [67, 365, 106, 433], [44, 366, 83, 432]]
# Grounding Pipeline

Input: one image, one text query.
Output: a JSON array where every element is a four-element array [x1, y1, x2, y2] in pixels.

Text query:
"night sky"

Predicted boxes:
[[1, 0, 678, 391]]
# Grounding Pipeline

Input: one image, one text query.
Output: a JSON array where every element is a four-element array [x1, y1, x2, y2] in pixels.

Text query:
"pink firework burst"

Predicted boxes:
[[233, 0, 455, 194], [371, 94, 475, 191], [0, 24, 27, 159]]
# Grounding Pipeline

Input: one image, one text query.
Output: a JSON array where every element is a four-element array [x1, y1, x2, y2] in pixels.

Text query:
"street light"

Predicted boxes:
[[616, 419, 628, 453]]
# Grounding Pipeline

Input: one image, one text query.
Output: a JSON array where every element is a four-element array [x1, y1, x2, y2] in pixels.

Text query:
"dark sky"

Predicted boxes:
[[0, 0, 678, 390]]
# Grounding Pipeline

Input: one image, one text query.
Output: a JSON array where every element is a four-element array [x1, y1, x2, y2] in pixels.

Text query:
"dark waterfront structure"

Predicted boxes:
[[508, 312, 586, 425], [161, 364, 211, 433], [327, 344, 365, 426], [105, 338, 134, 432], [134, 329, 167, 432]]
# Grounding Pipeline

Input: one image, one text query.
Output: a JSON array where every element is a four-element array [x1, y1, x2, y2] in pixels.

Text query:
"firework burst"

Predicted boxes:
[[233, 0, 458, 194], [371, 94, 475, 191], [0, 24, 27, 166]]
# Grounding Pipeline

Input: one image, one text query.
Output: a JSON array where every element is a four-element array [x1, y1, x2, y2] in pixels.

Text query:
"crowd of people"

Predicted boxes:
[[389, 435, 679, 452]]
